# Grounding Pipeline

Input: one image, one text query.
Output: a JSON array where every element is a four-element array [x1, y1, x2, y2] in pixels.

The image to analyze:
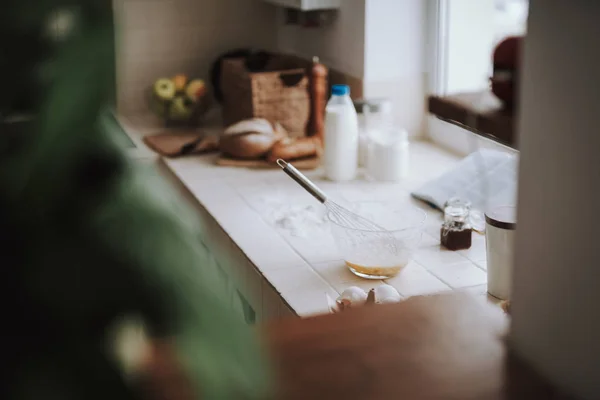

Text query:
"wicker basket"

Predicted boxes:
[[221, 57, 310, 138]]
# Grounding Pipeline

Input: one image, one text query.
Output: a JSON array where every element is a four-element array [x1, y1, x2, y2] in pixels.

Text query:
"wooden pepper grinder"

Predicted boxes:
[[308, 56, 328, 141]]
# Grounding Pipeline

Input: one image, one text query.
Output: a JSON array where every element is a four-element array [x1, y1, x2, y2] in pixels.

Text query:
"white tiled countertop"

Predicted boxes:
[[158, 139, 495, 317]]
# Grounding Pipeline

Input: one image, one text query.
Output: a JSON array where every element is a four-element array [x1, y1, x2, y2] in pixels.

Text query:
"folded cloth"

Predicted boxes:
[[143, 131, 220, 157]]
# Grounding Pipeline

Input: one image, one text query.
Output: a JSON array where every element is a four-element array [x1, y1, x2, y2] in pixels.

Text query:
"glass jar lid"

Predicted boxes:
[[443, 198, 471, 228]]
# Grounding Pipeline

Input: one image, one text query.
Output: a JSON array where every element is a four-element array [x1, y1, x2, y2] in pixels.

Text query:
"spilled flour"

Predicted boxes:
[[272, 205, 328, 237], [238, 188, 330, 238]]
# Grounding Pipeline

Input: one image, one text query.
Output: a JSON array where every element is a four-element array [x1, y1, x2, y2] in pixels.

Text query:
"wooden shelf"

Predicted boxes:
[[428, 91, 517, 149]]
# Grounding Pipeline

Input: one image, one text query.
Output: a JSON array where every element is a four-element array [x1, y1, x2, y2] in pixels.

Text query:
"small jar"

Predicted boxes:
[[353, 99, 392, 166], [366, 128, 409, 182], [440, 198, 473, 251]]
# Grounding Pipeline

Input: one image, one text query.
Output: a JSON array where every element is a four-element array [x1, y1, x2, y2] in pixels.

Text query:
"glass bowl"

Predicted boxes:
[[327, 202, 427, 279]]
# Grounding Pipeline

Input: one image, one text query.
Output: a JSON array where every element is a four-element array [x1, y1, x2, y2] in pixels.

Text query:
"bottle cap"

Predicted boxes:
[[332, 84, 350, 96]]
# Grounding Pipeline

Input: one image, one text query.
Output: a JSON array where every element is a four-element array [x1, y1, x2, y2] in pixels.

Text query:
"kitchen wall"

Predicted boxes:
[[276, 0, 427, 137], [113, 0, 278, 116], [363, 0, 427, 137], [276, 0, 366, 97], [114, 0, 427, 135]]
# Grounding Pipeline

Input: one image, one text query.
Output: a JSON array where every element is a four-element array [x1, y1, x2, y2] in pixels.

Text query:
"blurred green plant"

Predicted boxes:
[[1, 2, 270, 399]]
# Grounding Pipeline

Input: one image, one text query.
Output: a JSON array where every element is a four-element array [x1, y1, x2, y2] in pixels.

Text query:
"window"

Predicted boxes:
[[427, 0, 528, 155]]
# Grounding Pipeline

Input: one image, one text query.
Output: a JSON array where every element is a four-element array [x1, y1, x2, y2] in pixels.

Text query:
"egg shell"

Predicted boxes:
[[374, 284, 401, 304], [338, 286, 368, 306]]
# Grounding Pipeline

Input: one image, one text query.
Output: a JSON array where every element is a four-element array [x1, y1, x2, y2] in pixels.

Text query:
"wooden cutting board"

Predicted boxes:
[[143, 130, 219, 157], [217, 155, 320, 170]]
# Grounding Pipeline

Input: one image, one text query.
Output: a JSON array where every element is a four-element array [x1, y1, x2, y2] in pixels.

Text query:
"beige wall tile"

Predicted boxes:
[[275, 1, 427, 136], [115, 0, 277, 116], [122, 0, 220, 30], [328, 68, 363, 99], [277, 1, 366, 79]]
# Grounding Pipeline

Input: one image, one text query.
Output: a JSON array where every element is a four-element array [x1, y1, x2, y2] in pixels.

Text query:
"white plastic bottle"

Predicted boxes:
[[323, 85, 359, 181]]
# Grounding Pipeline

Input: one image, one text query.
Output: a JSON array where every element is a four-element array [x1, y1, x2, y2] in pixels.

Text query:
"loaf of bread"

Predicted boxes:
[[267, 136, 322, 163], [220, 118, 287, 159]]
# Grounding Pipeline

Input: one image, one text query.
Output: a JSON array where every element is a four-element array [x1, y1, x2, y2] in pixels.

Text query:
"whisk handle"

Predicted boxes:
[[276, 159, 327, 204]]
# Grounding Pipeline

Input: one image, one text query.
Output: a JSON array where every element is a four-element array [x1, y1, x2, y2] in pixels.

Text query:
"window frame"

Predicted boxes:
[[425, 0, 518, 156]]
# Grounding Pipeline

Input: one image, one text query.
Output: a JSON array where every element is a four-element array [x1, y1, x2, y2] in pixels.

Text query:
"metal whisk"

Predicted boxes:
[[276, 159, 389, 233]]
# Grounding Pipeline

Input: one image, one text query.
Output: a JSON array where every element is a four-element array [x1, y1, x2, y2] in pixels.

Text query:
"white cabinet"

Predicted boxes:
[[263, 0, 341, 11]]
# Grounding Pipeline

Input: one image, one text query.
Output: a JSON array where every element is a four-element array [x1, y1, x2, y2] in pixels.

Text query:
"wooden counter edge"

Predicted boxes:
[[261, 293, 572, 400]]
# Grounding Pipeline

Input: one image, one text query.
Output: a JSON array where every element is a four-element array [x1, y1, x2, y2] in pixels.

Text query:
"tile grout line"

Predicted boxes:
[[425, 264, 486, 290], [231, 180, 341, 310], [233, 181, 352, 284], [384, 260, 452, 298]]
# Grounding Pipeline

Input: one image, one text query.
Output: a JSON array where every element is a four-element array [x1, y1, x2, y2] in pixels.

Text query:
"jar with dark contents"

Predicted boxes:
[[440, 198, 472, 250]]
